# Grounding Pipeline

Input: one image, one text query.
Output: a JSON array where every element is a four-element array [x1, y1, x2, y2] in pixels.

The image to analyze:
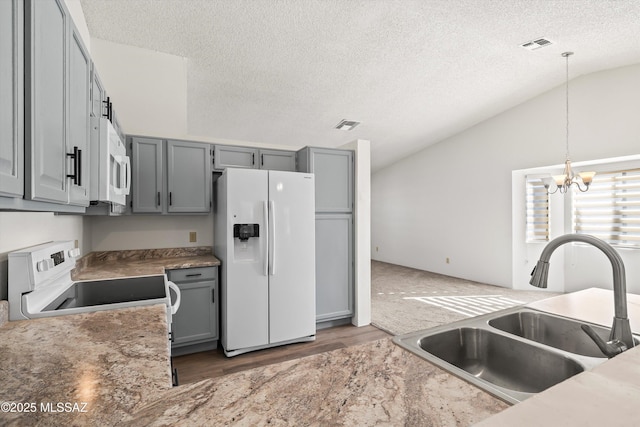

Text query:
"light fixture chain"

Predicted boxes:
[[565, 52, 570, 160]]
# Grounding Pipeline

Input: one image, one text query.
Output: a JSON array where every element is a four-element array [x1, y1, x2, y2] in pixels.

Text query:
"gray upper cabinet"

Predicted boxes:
[[258, 149, 296, 171], [24, 0, 90, 206], [297, 147, 354, 213], [90, 64, 106, 118], [131, 137, 212, 214], [131, 137, 164, 213], [213, 145, 257, 170], [25, 0, 67, 204], [167, 140, 212, 213], [67, 23, 91, 206], [0, 0, 23, 198], [213, 145, 296, 171]]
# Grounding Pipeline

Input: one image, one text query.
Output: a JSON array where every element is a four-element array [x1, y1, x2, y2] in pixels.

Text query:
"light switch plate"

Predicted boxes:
[[189, 232, 197, 242]]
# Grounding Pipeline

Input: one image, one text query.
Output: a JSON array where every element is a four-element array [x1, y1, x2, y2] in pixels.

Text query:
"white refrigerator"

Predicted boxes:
[[214, 168, 316, 357]]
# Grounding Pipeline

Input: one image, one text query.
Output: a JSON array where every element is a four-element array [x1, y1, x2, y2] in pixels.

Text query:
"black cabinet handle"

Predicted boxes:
[[102, 96, 113, 122], [185, 273, 202, 277], [261, 154, 264, 166], [66, 146, 80, 185], [77, 149, 82, 186], [172, 367, 179, 387], [252, 153, 255, 165], [169, 192, 172, 206], [212, 288, 215, 303], [157, 191, 161, 207]]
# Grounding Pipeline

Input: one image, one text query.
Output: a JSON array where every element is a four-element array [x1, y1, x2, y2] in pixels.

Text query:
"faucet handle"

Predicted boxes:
[[581, 324, 627, 358]]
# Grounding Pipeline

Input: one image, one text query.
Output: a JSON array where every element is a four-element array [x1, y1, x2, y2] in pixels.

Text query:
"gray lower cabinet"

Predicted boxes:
[[131, 137, 212, 214], [168, 267, 219, 355], [297, 147, 353, 213], [0, 0, 23, 198], [24, 0, 90, 206], [315, 214, 353, 321]]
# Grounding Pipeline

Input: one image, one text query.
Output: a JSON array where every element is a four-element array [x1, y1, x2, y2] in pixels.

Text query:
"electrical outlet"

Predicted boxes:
[[446, 257, 450, 264], [376, 246, 379, 252], [189, 232, 197, 242], [74, 240, 79, 248]]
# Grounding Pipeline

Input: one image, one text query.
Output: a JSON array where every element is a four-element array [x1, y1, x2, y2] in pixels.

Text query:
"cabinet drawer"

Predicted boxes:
[[167, 266, 217, 283]]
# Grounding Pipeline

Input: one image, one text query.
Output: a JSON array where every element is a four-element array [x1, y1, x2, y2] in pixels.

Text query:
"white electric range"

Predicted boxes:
[[7, 241, 181, 325]]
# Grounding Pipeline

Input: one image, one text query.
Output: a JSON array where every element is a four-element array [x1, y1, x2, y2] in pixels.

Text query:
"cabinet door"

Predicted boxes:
[[167, 140, 211, 213], [67, 24, 90, 206], [171, 279, 218, 346], [131, 137, 163, 213], [259, 149, 295, 171], [315, 214, 353, 321], [310, 148, 353, 213], [213, 145, 257, 170], [25, 0, 68, 203], [0, 0, 23, 197], [90, 64, 106, 118]]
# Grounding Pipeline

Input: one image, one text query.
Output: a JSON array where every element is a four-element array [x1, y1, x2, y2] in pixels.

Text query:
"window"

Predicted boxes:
[[573, 168, 640, 248], [525, 177, 549, 242]]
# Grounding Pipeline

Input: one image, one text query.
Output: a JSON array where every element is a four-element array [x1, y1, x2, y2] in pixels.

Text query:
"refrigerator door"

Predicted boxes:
[[267, 171, 316, 343], [224, 168, 270, 351]]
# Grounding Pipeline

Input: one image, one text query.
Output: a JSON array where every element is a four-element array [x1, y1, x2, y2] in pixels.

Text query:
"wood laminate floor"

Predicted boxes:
[[172, 324, 389, 385]]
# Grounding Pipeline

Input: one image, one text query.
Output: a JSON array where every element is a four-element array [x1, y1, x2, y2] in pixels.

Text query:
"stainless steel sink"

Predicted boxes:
[[393, 307, 623, 404], [419, 327, 584, 395], [488, 309, 638, 358]]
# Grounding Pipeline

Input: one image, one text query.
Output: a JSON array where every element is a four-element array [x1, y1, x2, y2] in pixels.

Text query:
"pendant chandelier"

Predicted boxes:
[[543, 52, 595, 194]]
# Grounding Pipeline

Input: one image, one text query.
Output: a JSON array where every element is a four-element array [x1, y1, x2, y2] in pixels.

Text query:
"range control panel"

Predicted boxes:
[[9, 241, 80, 291]]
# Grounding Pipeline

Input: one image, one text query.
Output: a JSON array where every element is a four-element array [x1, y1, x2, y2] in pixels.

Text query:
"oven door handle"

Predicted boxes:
[[168, 281, 181, 315]]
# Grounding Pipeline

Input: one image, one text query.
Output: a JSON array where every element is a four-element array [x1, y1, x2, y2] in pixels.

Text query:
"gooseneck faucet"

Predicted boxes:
[[530, 233, 635, 357]]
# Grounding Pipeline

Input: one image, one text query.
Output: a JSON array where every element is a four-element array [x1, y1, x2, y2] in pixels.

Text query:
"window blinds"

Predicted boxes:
[[526, 177, 549, 242], [573, 168, 640, 248]]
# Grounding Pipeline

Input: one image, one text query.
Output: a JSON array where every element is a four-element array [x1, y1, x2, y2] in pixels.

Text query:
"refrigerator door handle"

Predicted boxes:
[[269, 200, 276, 276], [264, 201, 269, 276]]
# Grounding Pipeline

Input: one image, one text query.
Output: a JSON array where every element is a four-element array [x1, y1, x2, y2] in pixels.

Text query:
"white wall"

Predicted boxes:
[[340, 139, 371, 327], [372, 63, 640, 289], [86, 39, 301, 252], [90, 38, 189, 139], [89, 214, 213, 251], [0, 212, 87, 298]]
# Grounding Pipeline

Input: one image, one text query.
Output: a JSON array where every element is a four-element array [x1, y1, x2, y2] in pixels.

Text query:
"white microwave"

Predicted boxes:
[[89, 117, 130, 206]]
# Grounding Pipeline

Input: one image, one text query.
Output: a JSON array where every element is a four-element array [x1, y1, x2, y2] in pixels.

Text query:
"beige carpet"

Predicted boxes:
[[371, 261, 562, 335]]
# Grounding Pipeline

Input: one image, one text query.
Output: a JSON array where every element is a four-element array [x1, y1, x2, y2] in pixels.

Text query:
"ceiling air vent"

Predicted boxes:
[[520, 38, 553, 51], [335, 120, 360, 131]]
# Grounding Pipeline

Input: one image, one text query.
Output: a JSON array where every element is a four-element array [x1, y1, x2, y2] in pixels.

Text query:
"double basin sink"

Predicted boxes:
[[393, 307, 638, 404]]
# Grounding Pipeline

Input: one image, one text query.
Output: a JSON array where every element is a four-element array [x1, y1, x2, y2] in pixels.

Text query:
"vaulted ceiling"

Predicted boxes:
[[79, 0, 640, 171]]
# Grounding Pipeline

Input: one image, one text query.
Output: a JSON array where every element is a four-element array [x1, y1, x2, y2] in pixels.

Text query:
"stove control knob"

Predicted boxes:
[[67, 248, 80, 258], [37, 258, 55, 272]]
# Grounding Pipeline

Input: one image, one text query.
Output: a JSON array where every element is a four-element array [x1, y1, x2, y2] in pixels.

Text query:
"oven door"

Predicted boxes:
[[22, 275, 180, 325]]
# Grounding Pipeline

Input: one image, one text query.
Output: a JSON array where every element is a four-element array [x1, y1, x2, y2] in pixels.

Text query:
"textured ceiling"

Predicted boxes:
[[79, 0, 640, 171]]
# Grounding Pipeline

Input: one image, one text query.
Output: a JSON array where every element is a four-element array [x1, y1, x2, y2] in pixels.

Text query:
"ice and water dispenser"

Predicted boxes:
[[233, 224, 260, 261]]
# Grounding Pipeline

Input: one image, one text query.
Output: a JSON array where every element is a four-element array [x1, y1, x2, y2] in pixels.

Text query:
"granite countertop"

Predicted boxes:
[[0, 308, 507, 425], [3, 286, 639, 425], [125, 338, 507, 426], [0, 304, 171, 426], [72, 246, 221, 280]]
